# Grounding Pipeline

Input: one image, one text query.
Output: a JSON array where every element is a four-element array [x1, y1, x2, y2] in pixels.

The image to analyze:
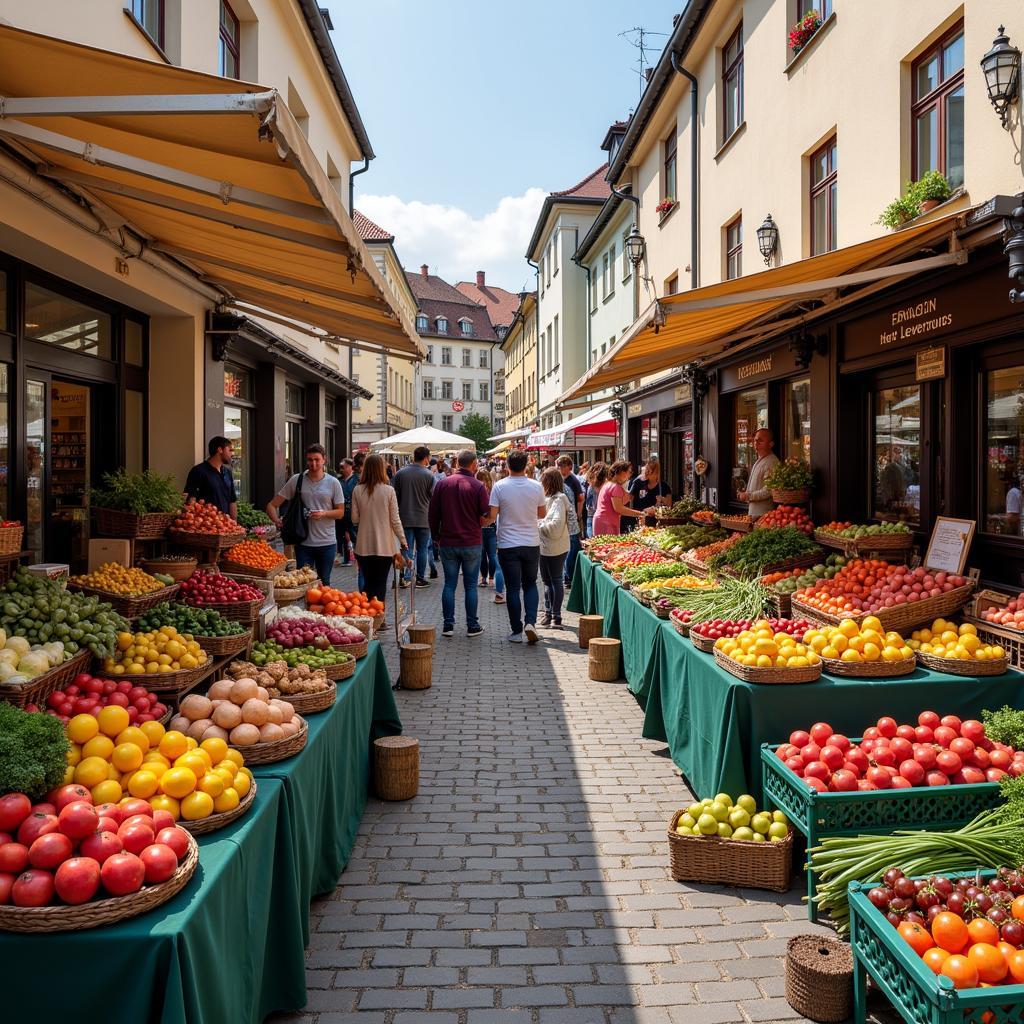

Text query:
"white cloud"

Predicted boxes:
[[357, 189, 547, 293]]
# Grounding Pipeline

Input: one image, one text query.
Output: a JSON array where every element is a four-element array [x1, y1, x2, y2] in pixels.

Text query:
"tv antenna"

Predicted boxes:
[[619, 26, 669, 97]]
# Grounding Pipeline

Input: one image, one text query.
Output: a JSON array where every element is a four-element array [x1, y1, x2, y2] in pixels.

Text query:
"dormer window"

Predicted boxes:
[[459, 318, 474, 336], [436, 317, 448, 334], [416, 314, 428, 332]]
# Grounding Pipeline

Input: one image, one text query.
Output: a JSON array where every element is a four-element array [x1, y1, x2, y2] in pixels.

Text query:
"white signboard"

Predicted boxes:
[[924, 517, 975, 575]]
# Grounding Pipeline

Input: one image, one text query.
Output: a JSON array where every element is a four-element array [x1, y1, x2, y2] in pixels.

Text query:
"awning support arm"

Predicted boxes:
[[0, 92, 278, 117]]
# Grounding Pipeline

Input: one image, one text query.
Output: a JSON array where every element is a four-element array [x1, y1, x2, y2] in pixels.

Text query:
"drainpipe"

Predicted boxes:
[[670, 50, 699, 289], [526, 256, 540, 424], [348, 157, 369, 214]]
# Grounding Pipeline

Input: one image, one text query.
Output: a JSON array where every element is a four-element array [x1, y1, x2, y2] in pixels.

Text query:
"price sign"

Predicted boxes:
[[924, 516, 976, 575], [451, 400, 465, 412]]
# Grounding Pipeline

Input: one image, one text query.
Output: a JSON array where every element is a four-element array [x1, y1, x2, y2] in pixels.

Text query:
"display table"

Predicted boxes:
[[613, 586, 665, 709]]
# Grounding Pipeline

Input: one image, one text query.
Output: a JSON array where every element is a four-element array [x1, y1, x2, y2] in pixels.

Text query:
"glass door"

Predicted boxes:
[[25, 379, 47, 558]]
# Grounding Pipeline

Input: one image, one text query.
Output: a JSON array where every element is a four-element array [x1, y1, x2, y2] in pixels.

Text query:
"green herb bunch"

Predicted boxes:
[[983, 706, 1024, 751], [707, 526, 819, 576], [764, 459, 813, 490], [0, 703, 70, 800], [91, 469, 183, 515], [236, 500, 272, 528]]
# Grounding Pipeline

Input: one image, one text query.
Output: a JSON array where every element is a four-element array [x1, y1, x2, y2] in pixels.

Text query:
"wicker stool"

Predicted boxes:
[[373, 736, 419, 801], [785, 935, 853, 1023], [406, 623, 436, 648], [578, 615, 604, 650], [399, 643, 433, 689], [588, 637, 621, 681]]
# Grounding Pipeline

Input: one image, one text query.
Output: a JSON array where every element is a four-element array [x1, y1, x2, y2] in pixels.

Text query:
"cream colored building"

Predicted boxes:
[[500, 292, 538, 434]]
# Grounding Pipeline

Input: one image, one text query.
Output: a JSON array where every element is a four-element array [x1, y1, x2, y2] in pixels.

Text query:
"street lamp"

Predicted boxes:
[[652, 300, 667, 332], [757, 214, 779, 265], [625, 225, 646, 268], [981, 26, 1021, 129]]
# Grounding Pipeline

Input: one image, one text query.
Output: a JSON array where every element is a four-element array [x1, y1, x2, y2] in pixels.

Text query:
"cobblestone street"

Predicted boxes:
[[273, 565, 844, 1024]]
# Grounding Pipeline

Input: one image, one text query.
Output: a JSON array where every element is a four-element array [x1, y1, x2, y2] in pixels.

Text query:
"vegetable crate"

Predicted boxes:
[[963, 591, 1024, 672], [760, 743, 1001, 923], [849, 869, 1024, 1024]]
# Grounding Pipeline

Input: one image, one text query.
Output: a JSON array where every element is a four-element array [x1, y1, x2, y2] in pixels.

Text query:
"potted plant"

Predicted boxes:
[[908, 170, 951, 213], [91, 469, 184, 539], [764, 459, 813, 504], [788, 11, 822, 54], [656, 197, 677, 217], [876, 193, 919, 230]]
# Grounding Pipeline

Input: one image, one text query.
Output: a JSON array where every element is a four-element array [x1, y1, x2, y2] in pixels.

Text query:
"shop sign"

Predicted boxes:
[[924, 517, 975, 575], [451, 400, 465, 412], [915, 346, 946, 382], [673, 383, 692, 404], [719, 344, 799, 392], [628, 402, 643, 416]]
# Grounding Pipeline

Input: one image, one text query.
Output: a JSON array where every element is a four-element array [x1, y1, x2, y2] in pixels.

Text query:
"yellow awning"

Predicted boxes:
[[0, 24, 423, 358], [559, 212, 967, 403]]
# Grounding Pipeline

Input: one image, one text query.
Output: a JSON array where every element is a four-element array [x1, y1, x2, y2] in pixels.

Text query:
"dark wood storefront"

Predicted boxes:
[[626, 375, 694, 499]]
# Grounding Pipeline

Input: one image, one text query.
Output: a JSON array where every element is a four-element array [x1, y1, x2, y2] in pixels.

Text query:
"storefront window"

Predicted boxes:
[[681, 428, 694, 496], [639, 416, 659, 467], [224, 364, 252, 400], [784, 377, 811, 464], [285, 383, 305, 416], [324, 397, 338, 470], [285, 420, 303, 479], [224, 405, 251, 502], [25, 380, 46, 557], [731, 386, 768, 500], [125, 320, 145, 367], [24, 284, 112, 359], [984, 366, 1024, 536], [873, 385, 921, 525]]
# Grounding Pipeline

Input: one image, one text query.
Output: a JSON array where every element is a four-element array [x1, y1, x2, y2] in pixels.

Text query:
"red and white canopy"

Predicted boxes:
[[526, 402, 616, 450]]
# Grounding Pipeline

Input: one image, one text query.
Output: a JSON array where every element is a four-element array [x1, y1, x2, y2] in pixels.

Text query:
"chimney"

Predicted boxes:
[[420, 264, 429, 278], [644, 66, 654, 83], [476, 270, 485, 288]]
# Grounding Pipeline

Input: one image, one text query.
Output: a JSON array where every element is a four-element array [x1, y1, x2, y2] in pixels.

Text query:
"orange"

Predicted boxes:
[[968, 943, 1008, 984], [1012, 896, 1024, 922], [90, 779, 123, 805], [197, 772, 225, 798], [158, 730, 189, 760], [941, 954, 979, 990], [127, 770, 159, 798], [111, 742, 144, 773], [898, 921, 933, 957], [213, 787, 240, 813], [148, 794, 180, 820], [96, 704, 130, 738], [180, 791, 214, 821], [932, 912, 970, 954], [922, 947, 950, 975], [115, 726, 150, 753], [199, 737, 228, 764], [67, 713, 99, 744], [139, 720, 166, 746], [160, 766, 198, 799], [967, 918, 1000, 947], [74, 755, 111, 788], [1008, 949, 1024, 984], [82, 735, 115, 761]]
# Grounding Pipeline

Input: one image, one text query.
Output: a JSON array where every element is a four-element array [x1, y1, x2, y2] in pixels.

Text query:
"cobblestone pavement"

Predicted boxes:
[[272, 563, 857, 1024]]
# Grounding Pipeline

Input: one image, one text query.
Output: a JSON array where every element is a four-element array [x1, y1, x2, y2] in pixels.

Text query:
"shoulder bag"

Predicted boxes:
[[280, 472, 309, 546]]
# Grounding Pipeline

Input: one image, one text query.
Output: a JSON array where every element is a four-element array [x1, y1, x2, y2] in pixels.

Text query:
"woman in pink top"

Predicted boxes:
[[592, 460, 645, 536]]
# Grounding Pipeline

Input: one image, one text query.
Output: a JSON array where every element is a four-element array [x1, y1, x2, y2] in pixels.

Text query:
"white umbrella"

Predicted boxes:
[[370, 425, 476, 455]]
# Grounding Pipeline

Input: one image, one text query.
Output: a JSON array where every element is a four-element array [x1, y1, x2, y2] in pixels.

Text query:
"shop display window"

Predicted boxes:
[[224, 405, 251, 502], [285, 383, 305, 416], [984, 365, 1024, 536], [639, 416, 659, 466], [872, 385, 921, 525], [784, 377, 811, 464], [24, 283, 112, 359], [224, 364, 252, 401], [731, 386, 767, 500]]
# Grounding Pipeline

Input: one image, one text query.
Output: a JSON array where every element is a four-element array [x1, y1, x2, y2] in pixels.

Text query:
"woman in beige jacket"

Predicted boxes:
[[351, 453, 408, 600]]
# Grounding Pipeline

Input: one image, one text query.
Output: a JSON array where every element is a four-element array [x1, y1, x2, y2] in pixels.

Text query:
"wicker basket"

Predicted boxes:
[[689, 631, 719, 653], [813, 528, 913, 555], [67, 581, 180, 618], [770, 487, 810, 504], [914, 650, 1010, 676], [682, 556, 710, 578], [784, 935, 853, 1023], [668, 809, 793, 892], [168, 529, 245, 552], [218, 557, 288, 580], [273, 582, 311, 606], [653, 602, 673, 620], [767, 591, 793, 618], [0, 830, 198, 933], [182, 595, 262, 624], [335, 639, 368, 660], [819, 654, 917, 678], [187, 631, 252, 658], [177, 783, 255, 836], [714, 647, 821, 684], [372, 612, 386, 632], [324, 657, 356, 681], [0, 649, 93, 708], [373, 735, 419, 801], [719, 550, 823, 580], [158, 706, 174, 726], [0, 524, 24, 555], [140, 557, 197, 582], [719, 515, 754, 533], [111, 658, 212, 696], [275, 681, 336, 714], [670, 615, 691, 636], [235, 717, 308, 765], [94, 508, 178, 540]]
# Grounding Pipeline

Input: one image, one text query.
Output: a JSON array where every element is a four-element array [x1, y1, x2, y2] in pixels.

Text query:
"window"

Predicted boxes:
[[639, 416, 659, 466], [436, 317, 448, 334], [423, 413, 434, 427], [219, 1, 240, 79], [722, 25, 744, 141], [426, 344, 433, 363], [608, 242, 616, 294], [731, 386, 768, 501], [601, 253, 609, 299], [462, 381, 472, 401], [912, 24, 964, 188], [479, 349, 488, 369], [784, 377, 811, 465], [590, 271, 598, 312], [873, 385, 921, 525], [442, 414, 453, 432], [553, 237, 559, 274], [225, 404, 251, 501], [553, 315, 559, 368], [416, 314, 428, 332], [285, 383, 305, 416], [799, 0, 833, 19], [810, 136, 838, 255], [983, 366, 1024, 534], [545, 247, 551, 286], [725, 217, 743, 280], [223, 364, 252, 401], [441, 346, 452, 365], [663, 127, 677, 203], [24, 283, 112, 358], [665, 273, 679, 297], [494, 376, 503, 394], [441, 380, 453, 400], [462, 347, 472, 367], [460, 319, 474, 337], [130, 0, 164, 48], [479, 382, 489, 402]]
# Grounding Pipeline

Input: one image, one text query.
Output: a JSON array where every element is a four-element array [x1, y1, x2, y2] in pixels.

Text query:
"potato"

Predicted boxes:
[[180, 694, 212, 722], [265, 703, 283, 725], [212, 701, 242, 729], [169, 714, 191, 733], [187, 717, 213, 739], [229, 723, 260, 746], [201, 724, 229, 742], [271, 699, 294, 723], [259, 722, 285, 743], [207, 679, 234, 701], [240, 698, 269, 727], [256, 687, 270, 702], [229, 678, 259, 705]]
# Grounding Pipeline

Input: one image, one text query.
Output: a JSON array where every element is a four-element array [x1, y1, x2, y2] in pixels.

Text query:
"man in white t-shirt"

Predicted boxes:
[[484, 449, 546, 644]]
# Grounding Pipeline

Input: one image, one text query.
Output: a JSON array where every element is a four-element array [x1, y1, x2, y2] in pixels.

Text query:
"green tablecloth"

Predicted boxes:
[[567, 552, 596, 615], [614, 586, 665, 708], [0, 777, 307, 1024]]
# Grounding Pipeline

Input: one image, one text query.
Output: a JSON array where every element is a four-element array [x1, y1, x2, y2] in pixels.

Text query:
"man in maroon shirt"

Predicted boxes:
[[428, 449, 490, 638]]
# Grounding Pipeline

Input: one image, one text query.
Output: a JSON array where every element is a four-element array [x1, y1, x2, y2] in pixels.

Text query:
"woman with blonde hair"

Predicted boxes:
[[538, 467, 571, 627], [351, 453, 409, 601], [476, 468, 506, 603]]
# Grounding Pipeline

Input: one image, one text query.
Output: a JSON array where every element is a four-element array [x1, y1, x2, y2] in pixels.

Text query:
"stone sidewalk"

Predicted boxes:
[[275, 564, 844, 1024]]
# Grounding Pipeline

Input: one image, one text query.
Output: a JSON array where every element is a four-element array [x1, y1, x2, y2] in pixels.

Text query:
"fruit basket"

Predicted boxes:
[[714, 647, 821, 684], [177, 780, 256, 836], [667, 809, 793, 892], [187, 631, 252, 658], [818, 654, 917, 678], [720, 550, 823, 579], [0, 648, 92, 708], [814, 528, 913, 555], [169, 530, 245, 553], [233, 717, 308, 765], [275, 679, 336, 714], [93, 508, 178, 540], [66, 581, 180, 618], [719, 514, 754, 533], [323, 655, 356, 681], [964, 591, 1024, 671], [182, 595, 263, 625], [274, 582, 311, 606], [116, 659, 212, 697], [140, 556, 198, 582], [218, 555, 289, 580], [770, 487, 810, 504], [913, 649, 1009, 676], [0, 830, 198, 933], [0, 522, 24, 554]]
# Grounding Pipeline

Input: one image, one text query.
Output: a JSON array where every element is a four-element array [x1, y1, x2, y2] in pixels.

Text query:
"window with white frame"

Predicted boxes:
[[422, 378, 434, 400], [553, 315, 559, 367], [416, 314, 428, 332], [460, 319, 474, 337], [601, 253, 609, 299], [462, 347, 472, 367], [479, 349, 488, 369], [436, 317, 448, 334], [622, 231, 632, 280], [441, 380, 453, 400], [608, 242, 616, 296], [426, 344, 433, 363], [423, 413, 434, 426], [590, 271, 598, 311], [553, 236, 559, 273], [441, 346, 452, 365]]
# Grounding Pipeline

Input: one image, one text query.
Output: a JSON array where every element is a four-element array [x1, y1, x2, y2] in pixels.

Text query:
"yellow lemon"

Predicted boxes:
[[143, 751, 171, 770], [756, 654, 773, 668], [821, 646, 839, 659], [160, 766, 198, 799], [232, 772, 251, 797], [848, 636, 865, 653], [992, 645, 1006, 658], [96, 704, 130, 738], [225, 749, 244, 768], [198, 772, 225, 798], [66, 743, 82, 767], [175, 753, 209, 778], [838, 619, 859, 638], [809, 635, 827, 653], [831, 633, 848, 652], [213, 787, 240, 813], [841, 648, 863, 663], [862, 643, 881, 662], [116, 726, 150, 753], [90, 779, 123, 805], [128, 769, 160, 798], [111, 742, 144, 772], [67, 714, 99, 744], [107, 761, 121, 781], [882, 645, 902, 662], [74, 755, 110, 788], [861, 615, 882, 633], [200, 737, 229, 764], [149, 794, 181, 820], [82, 735, 115, 761], [960, 634, 980, 653], [159, 730, 189, 760], [181, 791, 215, 821]]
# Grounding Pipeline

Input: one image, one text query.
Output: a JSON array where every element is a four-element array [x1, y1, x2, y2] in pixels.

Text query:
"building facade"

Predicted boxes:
[[500, 292, 538, 434]]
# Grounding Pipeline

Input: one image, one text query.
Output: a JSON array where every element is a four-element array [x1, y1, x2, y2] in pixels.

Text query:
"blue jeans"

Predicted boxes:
[[497, 545, 540, 635], [404, 526, 431, 582], [480, 526, 505, 595], [564, 532, 581, 585], [540, 552, 566, 620], [296, 543, 337, 587], [439, 545, 482, 631]]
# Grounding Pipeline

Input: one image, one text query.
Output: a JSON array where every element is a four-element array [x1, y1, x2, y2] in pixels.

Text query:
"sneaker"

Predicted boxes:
[[467, 625, 484, 637], [524, 623, 539, 644], [494, 594, 506, 604], [479, 578, 488, 588], [539, 613, 552, 627], [415, 578, 430, 588], [553, 618, 563, 627], [429, 567, 438, 579], [442, 625, 454, 638], [508, 632, 524, 643], [399, 579, 410, 589]]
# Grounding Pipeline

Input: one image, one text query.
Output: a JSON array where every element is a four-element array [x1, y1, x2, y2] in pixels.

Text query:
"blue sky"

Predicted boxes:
[[324, 0, 683, 290]]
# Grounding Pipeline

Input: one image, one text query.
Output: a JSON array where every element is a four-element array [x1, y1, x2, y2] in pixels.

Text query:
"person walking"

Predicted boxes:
[[184, 436, 237, 518], [593, 460, 645, 536], [538, 468, 571, 628], [428, 449, 490, 638], [476, 468, 506, 604], [267, 444, 345, 586], [556, 456, 583, 586], [392, 445, 435, 590], [583, 462, 608, 537], [624, 457, 672, 532], [335, 458, 358, 566], [350, 453, 409, 601], [485, 449, 546, 644]]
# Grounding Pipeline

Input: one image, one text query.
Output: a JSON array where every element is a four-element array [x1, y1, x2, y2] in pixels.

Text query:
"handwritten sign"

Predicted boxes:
[[924, 517, 975, 575], [915, 347, 946, 382]]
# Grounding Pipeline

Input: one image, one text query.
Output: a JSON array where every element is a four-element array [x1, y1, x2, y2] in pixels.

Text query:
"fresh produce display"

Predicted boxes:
[[100, 628, 207, 676], [640, 524, 726, 556], [633, 575, 716, 593], [0, 633, 70, 685], [0, 569, 128, 658], [755, 505, 814, 535], [762, 554, 848, 594], [657, 575, 771, 625], [818, 520, 854, 534], [691, 617, 817, 643], [668, 607, 694, 628], [39, 675, 169, 724], [719, 513, 755, 529], [249, 639, 353, 671], [0, 703, 69, 800], [276, 605, 371, 632], [776, 712, 1024, 794], [690, 535, 740, 563], [980, 595, 1024, 631], [171, 500, 245, 537], [0, 784, 193, 906], [707, 526, 820, 576], [178, 571, 263, 607], [763, 458, 813, 491], [908, 619, 1006, 663], [65, 710, 251, 818], [691, 509, 718, 525], [221, 539, 285, 571], [603, 547, 670, 571], [793, 559, 971, 617], [272, 566, 318, 588], [802, 617, 915, 665], [69, 563, 167, 597], [714, 621, 821, 670], [621, 561, 690, 585], [226, 659, 331, 697], [674, 792, 790, 842], [982, 707, 1024, 751], [235, 500, 272, 529], [90, 469, 183, 516], [817, 521, 912, 540], [265, 617, 366, 649], [306, 587, 384, 618], [171, 675, 305, 748], [657, 495, 714, 519], [135, 602, 247, 638]]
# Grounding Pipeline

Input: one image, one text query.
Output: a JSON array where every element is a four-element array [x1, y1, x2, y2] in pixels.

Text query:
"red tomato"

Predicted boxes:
[[79, 830, 123, 865], [118, 822, 155, 856], [140, 844, 178, 884], [0, 842, 30, 873], [119, 800, 153, 820], [54, 857, 102, 905], [58, 801, 99, 841], [151, 810, 176, 833], [0, 793, 32, 833], [11, 869, 55, 906], [155, 827, 189, 861], [0, 871, 14, 905], [100, 853, 145, 896], [28, 832, 73, 870], [17, 813, 59, 847]]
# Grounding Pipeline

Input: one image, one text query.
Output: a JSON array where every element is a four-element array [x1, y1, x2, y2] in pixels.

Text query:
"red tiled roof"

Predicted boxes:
[[551, 163, 611, 201], [353, 210, 394, 243], [407, 270, 498, 342], [407, 269, 481, 305], [454, 280, 520, 329]]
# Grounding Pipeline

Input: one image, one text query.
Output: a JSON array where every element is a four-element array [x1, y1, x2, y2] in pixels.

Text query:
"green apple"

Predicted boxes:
[[714, 793, 733, 807], [697, 813, 719, 835], [717, 822, 734, 839], [751, 813, 771, 835], [772, 810, 789, 825], [709, 801, 730, 822], [675, 825, 689, 835], [687, 803, 702, 819], [751, 831, 766, 842], [736, 794, 757, 815], [768, 821, 789, 840], [680, 813, 697, 829], [732, 826, 754, 841], [701, 798, 714, 808], [728, 808, 750, 829]]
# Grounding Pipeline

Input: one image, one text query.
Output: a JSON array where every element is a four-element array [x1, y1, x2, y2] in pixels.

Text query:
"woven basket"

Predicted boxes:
[[719, 515, 754, 533], [654, 603, 673, 620], [218, 557, 288, 580], [340, 615, 374, 639], [770, 487, 810, 504], [178, 782, 256, 836], [691, 514, 720, 528], [682, 556, 710, 578], [670, 615, 691, 636], [168, 530, 245, 552], [713, 647, 821, 684], [819, 654, 917, 678], [719, 550, 823, 580], [335, 639, 368, 660], [785, 935, 853, 1022], [235, 717, 308, 765], [0, 649, 92, 708], [275, 681, 336, 714], [914, 650, 1009, 676], [0, 524, 24, 555], [182, 595, 262, 624], [273, 582, 311, 606], [668, 810, 793, 892], [112, 658, 212, 696], [140, 557, 197, 582], [187, 631, 252, 658], [814, 529, 913, 554], [373, 735, 419, 801], [158, 706, 174, 726], [324, 657, 355, 681], [372, 612, 386, 632], [67, 581, 180, 618], [689, 631, 719, 653], [0, 830, 198, 933], [94, 508, 178, 540], [767, 591, 793, 618], [791, 581, 976, 633]]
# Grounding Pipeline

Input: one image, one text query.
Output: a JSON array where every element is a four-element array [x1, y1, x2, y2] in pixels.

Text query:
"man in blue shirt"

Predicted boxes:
[[184, 436, 237, 518], [336, 458, 358, 565]]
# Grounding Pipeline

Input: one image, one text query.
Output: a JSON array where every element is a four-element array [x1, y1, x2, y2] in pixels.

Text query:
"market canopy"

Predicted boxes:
[[558, 213, 967, 403], [527, 401, 616, 450], [370, 426, 475, 454], [485, 440, 512, 456], [488, 426, 532, 443], [0, 24, 424, 359]]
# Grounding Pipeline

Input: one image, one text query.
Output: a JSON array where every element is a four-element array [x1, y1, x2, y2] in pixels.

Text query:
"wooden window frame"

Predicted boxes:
[[131, 0, 165, 49], [725, 216, 742, 280], [809, 135, 838, 256], [722, 25, 744, 143], [219, 0, 241, 79], [662, 127, 677, 202], [911, 22, 965, 184]]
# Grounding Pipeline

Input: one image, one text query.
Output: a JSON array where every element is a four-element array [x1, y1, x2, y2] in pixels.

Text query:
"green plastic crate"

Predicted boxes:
[[850, 870, 1024, 1024], [760, 742, 1002, 921]]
